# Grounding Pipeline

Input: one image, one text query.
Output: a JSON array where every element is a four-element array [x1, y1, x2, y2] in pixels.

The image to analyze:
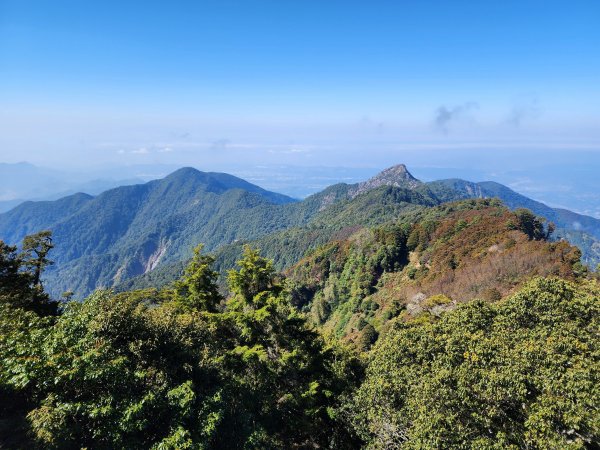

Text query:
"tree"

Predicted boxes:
[[21, 230, 54, 287], [227, 245, 283, 309], [1, 235, 57, 445], [171, 244, 222, 312], [0, 232, 57, 316], [220, 246, 357, 448], [0, 299, 52, 448], [1, 245, 360, 449], [357, 323, 378, 351], [17, 291, 228, 449], [0, 241, 32, 305], [511, 209, 554, 241]]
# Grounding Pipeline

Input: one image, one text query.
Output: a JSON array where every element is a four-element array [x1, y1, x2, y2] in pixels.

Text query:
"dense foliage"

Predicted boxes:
[[428, 179, 600, 267], [1, 242, 360, 449], [286, 200, 584, 347], [2, 190, 599, 448], [0, 231, 58, 316], [349, 277, 599, 449]]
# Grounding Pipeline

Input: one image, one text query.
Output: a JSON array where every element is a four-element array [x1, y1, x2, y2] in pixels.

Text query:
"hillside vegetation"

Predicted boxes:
[[2, 163, 600, 448], [350, 277, 599, 448], [1, 224, 598, 448], [3, 164, 600, 298], [286, 199, 586, 348]]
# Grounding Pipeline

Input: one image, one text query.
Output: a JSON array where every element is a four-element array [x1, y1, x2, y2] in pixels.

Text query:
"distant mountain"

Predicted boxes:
[[2, 163, 599, 298], [0, 199, 26, 213], [0, 193, 94, 243], [0, 168, 299, 296], [429, 178, 600, 234], [427, 179, 600, 266], [0, 162, 59, 194], [256, 168, 600, 270], [0, 162, 146, 212], [0, 162, 65, 210], [348, 164, 422, 197]]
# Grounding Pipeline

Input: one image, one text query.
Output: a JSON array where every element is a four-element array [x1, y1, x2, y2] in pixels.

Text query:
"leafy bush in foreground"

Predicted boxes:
[[349, 277, 600, 449], [1, 245, 360, 449]]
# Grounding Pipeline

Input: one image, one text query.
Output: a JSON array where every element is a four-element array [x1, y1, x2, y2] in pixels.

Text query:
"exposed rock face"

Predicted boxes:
[[112, 238, 169, 284], [461, 182, 485, 198], [349, 164, 422, 198], [319, 192, 338, 211], [429, 303, 456, 317], [405, 292, 427, 316], [145, 240, 168, 273], [404, 292, 456, 317]]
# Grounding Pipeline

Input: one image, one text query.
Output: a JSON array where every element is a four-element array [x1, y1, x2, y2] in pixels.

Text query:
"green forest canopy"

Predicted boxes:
[[1, 225, 599, 449]]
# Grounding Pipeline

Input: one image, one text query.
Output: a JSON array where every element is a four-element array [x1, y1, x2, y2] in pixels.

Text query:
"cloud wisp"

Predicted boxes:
[[433, 102, 478, 134], [210, 139, 230, 151], [507, 96, 541, 127]]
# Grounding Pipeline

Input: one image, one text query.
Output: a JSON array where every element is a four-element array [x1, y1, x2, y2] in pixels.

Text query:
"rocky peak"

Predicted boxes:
[[349, 164, 422, 198]]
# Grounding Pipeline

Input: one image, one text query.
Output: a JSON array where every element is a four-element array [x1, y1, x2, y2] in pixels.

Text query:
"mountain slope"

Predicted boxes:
[[0, 168, 301, 296], [286, 199, 584, 348], [427, 178, 600, 266], [114, 184, 439, 294], [119, 165, 600, 295], [0, 193, 94, 243], [3, 163, 599, 298], [428, 179, 600, 237]]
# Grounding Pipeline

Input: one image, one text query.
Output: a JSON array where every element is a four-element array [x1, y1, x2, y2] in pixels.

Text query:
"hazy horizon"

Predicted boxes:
[[1, 1, 599, 215], [2, 153, 600, 219], [1, 1, 599, 167]]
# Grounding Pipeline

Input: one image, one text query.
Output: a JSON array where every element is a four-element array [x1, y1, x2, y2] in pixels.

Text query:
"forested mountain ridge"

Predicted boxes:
[[1, 165, 439, 297], [1, 175, 599, 449], [428, 178, 600, 265], [285, 199, 586, 348], [2, 217, 598, 448], [0, 168, 303, 296], [116, 185, 439, 293], [2, 164, 600, 298], [120, 171, 600, 295], [0, 168, 292, 246]]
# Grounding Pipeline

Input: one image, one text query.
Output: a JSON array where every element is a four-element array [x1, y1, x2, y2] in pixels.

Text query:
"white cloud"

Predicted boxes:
[[132, 147, 149, 154], [268, 146, 312, 155]]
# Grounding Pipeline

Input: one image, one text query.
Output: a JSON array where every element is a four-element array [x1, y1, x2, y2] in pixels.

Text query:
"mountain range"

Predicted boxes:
[[0, 162, 147, 213], [1, 164, 599, 298]]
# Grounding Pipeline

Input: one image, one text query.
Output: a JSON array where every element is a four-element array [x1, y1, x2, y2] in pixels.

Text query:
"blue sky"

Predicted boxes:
[[0, 0, 599, 169]]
